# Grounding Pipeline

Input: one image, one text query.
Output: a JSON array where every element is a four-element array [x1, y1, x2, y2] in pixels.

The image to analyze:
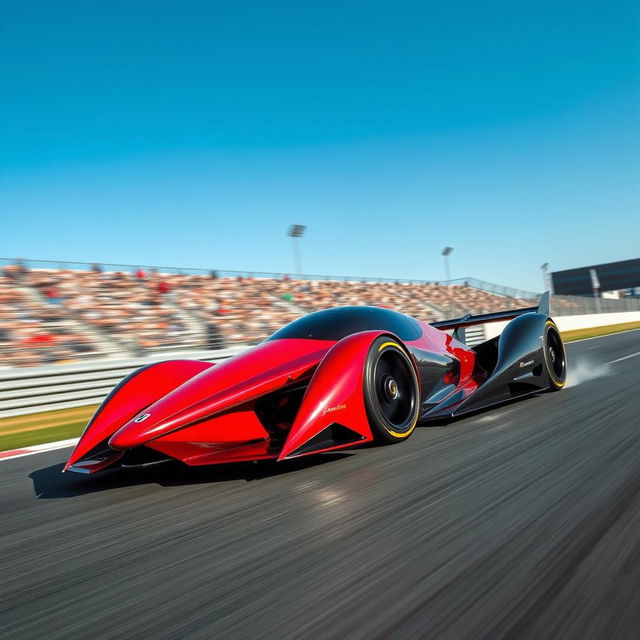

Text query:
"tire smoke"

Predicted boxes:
[[565, 355, 612, 388]]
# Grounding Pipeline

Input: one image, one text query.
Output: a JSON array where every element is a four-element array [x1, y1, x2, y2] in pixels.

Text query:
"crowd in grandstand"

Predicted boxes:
[[1, 269, 97, 367], [25, 267, 193, 354], [1, 261, 539, 367]]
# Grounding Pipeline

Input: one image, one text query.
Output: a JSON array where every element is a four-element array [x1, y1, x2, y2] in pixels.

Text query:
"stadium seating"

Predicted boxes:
[[0, 263, 537, 367], [0, 273, 100, 367]]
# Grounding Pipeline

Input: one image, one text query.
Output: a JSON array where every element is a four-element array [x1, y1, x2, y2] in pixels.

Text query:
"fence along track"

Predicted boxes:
[[0, 346, 246, 419]]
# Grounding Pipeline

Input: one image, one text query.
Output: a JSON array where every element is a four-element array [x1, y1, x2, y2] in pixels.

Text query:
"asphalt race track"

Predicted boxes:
[[2, 330, 640, 640]]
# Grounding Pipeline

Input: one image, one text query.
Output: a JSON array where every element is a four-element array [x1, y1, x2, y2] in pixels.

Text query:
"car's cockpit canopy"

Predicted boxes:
[[268, 306, 423, 342]]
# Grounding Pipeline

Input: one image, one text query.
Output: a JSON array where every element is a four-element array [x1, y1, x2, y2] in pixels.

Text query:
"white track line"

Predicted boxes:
[[607, 351, 640, 364], [0, 438, 79, 462]]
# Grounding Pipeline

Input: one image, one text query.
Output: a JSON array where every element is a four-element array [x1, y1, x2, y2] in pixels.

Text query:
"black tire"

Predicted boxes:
[[363, 336, 420, 443], [543, 320, 567, 391]]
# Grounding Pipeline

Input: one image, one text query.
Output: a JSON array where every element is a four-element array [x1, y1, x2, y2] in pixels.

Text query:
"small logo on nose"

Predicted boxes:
[[133, 413, 151, 423]]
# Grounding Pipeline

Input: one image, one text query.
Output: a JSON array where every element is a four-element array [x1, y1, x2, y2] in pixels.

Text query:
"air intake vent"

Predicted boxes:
[[288, 423, 365, 458], [255, 382, 310, 445]]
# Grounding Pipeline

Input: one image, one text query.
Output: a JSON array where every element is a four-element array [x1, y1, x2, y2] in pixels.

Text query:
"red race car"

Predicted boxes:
[[65, 294, 566, 474]]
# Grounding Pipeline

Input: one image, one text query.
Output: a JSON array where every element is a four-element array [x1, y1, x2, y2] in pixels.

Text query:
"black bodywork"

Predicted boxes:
[[419, 292, 563, 419]]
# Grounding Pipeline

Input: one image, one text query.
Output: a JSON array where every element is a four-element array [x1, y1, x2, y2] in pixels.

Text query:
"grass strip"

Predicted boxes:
[[561, 321, 640, 342], [0, 405, 97, 452]]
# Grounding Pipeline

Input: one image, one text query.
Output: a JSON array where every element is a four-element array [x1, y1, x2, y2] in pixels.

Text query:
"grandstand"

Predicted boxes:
[[1, 258, 638, 368]]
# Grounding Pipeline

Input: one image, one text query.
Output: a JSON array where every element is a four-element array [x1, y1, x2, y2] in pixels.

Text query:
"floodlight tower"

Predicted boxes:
[[541, 262, 549, 292], [287, 224, 306, 275], [442, 246, 454, 283]]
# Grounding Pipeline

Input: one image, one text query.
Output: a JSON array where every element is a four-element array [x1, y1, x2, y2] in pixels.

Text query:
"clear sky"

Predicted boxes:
[[1, 0, 638, 291]]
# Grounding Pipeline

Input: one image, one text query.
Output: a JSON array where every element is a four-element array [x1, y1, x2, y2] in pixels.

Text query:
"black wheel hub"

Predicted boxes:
[[383, 376, 399, 401]]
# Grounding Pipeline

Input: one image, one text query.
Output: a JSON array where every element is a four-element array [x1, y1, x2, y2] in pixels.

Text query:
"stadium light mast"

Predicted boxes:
[[590, 268, 602, 313], [287, 224, 306, 275], [541, 263, 549, 292], [441, 246, 453, 283]]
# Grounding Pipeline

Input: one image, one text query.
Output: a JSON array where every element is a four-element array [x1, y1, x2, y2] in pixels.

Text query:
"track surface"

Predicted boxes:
[[2, 330, 640, 639]]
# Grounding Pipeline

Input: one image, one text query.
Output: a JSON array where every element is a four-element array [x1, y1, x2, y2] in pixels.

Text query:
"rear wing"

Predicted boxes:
[[430, 291, 549, 332]]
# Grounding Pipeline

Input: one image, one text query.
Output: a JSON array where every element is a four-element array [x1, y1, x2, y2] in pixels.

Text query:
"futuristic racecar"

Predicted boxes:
[[64, 292, 566, 474]]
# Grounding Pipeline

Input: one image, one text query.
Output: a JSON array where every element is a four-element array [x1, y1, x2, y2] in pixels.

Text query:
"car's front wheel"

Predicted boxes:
[[363, 336, 420, 443]]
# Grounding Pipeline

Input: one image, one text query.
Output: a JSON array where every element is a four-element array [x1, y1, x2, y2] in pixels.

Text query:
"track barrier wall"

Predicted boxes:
[[0, 346, 246, 419], [482, 311, 640, 341]]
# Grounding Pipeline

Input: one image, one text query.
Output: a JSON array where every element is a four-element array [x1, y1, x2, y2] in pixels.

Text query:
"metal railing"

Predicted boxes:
[[1, 257, 438, 285], [4, 258, 638, 304], [0, 258, 546, 291], [446, 277, 540, 300], [550, 294, 640, 315]]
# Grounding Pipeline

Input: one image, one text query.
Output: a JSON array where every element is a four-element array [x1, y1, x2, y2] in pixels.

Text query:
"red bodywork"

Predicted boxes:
[[65, 315, 479, 474]]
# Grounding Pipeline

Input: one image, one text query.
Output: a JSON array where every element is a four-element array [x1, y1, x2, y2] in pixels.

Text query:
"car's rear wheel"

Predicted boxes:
[[543, 320, 567, 390], [363, 336, 420, 443]]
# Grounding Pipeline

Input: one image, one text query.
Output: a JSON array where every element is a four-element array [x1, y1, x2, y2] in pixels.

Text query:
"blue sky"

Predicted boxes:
[[1, 0, 638, 291]]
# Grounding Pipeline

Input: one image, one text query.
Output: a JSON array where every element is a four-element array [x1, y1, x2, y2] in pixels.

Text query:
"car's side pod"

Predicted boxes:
[[278, 330, 409, 460], [64, 359, 215, 472], [457, 312, 552, 415], [495, 312, 552, 384]]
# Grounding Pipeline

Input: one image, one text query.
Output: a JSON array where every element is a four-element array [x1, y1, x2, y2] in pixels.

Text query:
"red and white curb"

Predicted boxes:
[[0, 438, 79, 462]]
